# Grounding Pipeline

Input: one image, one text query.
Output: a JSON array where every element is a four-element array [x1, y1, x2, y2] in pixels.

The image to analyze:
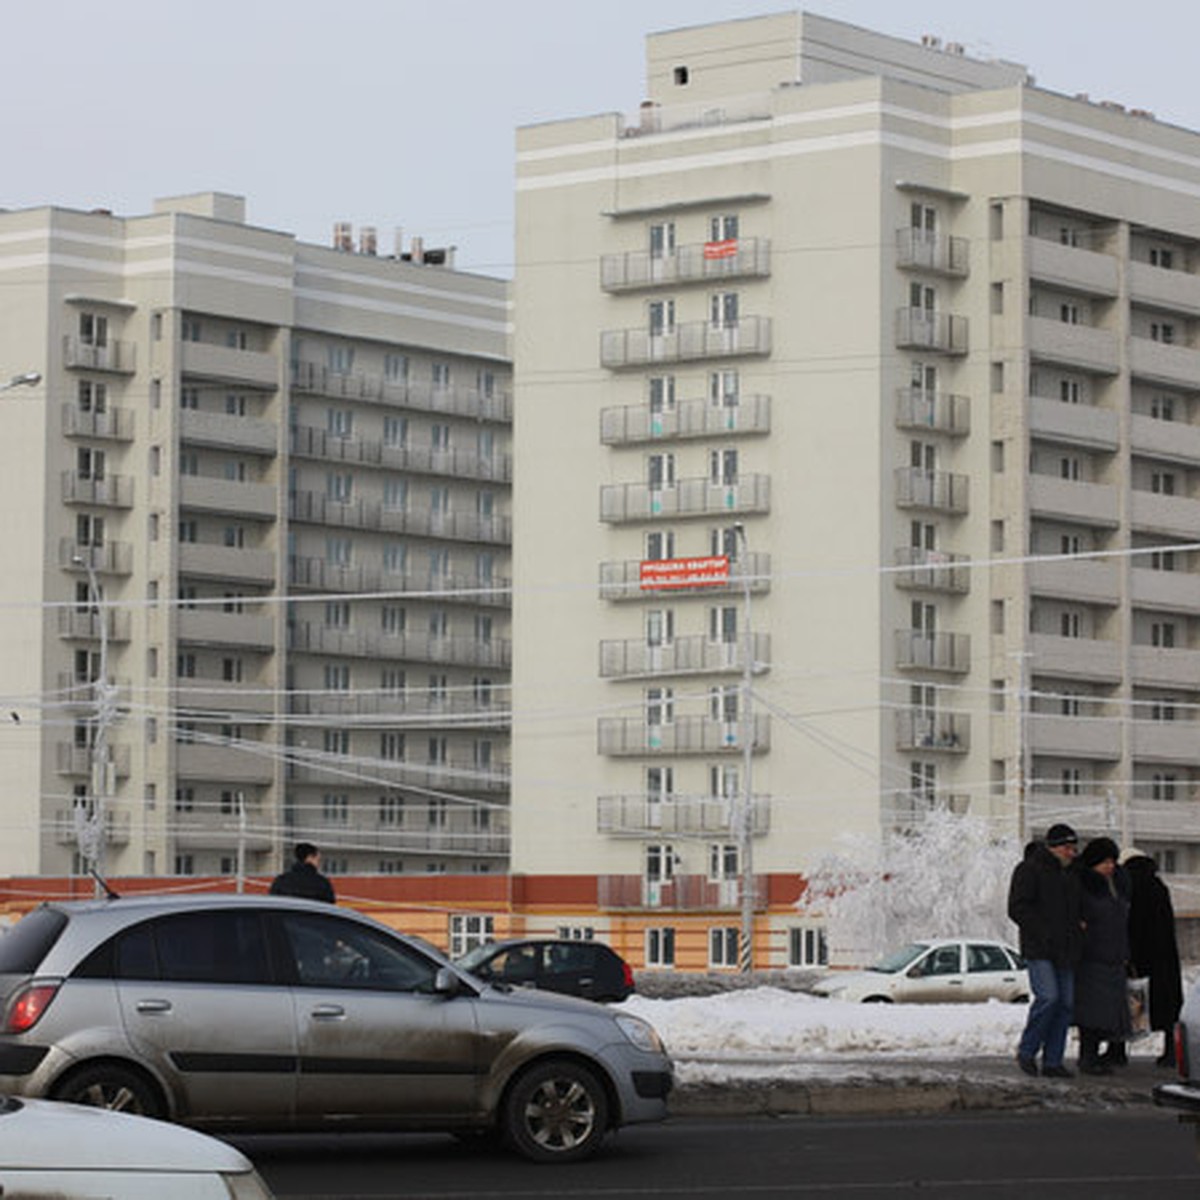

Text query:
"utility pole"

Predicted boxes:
[[733, 523, 755, 973], [1011, 650, 1032, 845], [236, 790, 247, 894]]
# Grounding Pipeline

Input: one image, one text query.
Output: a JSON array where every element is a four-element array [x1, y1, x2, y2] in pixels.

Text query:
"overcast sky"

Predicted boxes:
[[5, 2, 1197, 276]]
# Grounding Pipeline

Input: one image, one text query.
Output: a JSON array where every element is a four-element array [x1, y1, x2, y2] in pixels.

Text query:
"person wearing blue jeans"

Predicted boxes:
[[1007, 824, 1083, 1077]]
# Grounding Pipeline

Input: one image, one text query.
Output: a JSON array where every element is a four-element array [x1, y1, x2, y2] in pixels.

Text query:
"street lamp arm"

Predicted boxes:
[[0, 372, 41, 392]]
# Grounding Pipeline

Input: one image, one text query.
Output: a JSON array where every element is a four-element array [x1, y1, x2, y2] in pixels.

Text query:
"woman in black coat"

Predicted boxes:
[[1074, 837, 1131, 1075], [1123, 850, 1184, 1066]]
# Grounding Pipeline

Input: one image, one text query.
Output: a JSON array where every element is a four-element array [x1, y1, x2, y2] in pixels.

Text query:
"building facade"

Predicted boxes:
[[512, 11, 1200, 968], [0, 192, 512, 881]]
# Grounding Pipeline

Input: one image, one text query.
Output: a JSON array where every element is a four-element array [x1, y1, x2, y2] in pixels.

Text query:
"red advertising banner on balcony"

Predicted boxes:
[[703, 238, 738, 260], [640, 555, 730, 590]]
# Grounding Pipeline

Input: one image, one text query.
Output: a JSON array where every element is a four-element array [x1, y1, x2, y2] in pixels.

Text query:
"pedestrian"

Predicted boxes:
[[1007, 823, 1083, 1078], [1073, 837, 1131, 1075], [1121, 847, 1183, 1067], [269, 841, 336, 903]]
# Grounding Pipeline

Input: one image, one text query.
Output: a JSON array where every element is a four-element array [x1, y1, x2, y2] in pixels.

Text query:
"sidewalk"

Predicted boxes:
[[669, 1055, 1168, 1118]]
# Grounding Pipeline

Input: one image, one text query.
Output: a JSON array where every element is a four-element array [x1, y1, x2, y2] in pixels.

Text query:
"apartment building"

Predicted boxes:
[[512, 11, 1200, 968], [0, 192, 511, 880]]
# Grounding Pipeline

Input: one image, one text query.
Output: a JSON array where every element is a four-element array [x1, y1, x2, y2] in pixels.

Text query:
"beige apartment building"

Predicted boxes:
[[0, 192, 511, 881], [512, 11, 1200, 967]]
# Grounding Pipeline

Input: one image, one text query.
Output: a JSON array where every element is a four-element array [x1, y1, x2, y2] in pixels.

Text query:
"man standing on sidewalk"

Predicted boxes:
[[270, 842, 336, 904], [1008, 823, 1083, 1078]]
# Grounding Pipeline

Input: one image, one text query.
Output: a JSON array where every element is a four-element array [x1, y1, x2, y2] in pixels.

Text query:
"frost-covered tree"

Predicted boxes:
[[798, 811, 1021, 966]]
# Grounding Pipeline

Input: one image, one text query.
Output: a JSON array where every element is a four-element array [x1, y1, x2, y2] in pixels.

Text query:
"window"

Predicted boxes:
[[326, 408, 353, 439], [179, 519, 198, 543], [1151, 394, 1176, 421], [648, 221, 675, 259], [648, 376, 676, 412], [709, 842, 738, 881], [1150, 246, 1175, 270], [321, 793, 349, 824], [1060, 610, 1082, 638], [449, 913, 494, 957], [709, 448, 738, 486], [327, 537, 352, 567], [476, 369, 495, 397], [710, 214, 739, 242], [674, 65, 689, 86], [176, 652, 196, 678], [1059, 456, 1081, 481], [383, 543, 407, 575], [1151, 550, 1177, 572], [282, 912, 437, 992], [77, 447, 106, 480], [432, 362, 451, 388], [1152, 621, 1177, 648], [1151, 471, 1176, 496], [384, 352, 409, 382], [709, 927, 739, 968], [324, 663, 350, 691], [709, 291, 739, 329], [174, 787, 195, 813], [383, 478, 407, 510], [788, 926, 828, 968], [325, 601, 351, 629], [647, 452, 675, 491], [381, 668, 405, 695], [1061, 768, 1082, 797], [326, 472, 353, 503], [378, 794, 405, 825], [1151, 697, 1177, 722], [181, 317, 202, 343], [383, 415, 408, 446], [646, 687, 674, 727], [1152, 773, 1178, 802], [323, 730, 350, 756], [226, 393, 247, 416], [78, 380, 108, 413], [79, 312, 108, 347], [327, 344, 354, 375], [1059, 378, 1081, 405], [645, 843, 675, 883], [646, 529, 675, 561], [430, 423, 451, 451], [648, 299, 675, 338], [1059, 303, 1080, 325], [1151, 321, 1176, 344], [645, 927, 676, 968], [380, 732, 405, 760], [222, 657, 244, 683], [710, 370, 739, 407], [174, 854, 195, 876]]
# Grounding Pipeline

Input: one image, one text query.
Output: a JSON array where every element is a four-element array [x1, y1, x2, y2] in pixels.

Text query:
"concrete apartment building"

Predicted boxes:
[[0, 192, 512, 882], [512, 11, 1200, 969]]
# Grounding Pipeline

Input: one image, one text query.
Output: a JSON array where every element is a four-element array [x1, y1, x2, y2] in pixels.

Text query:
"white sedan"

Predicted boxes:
[[810, 938, 1030, 1004], [0, 1093, 273, 1198]]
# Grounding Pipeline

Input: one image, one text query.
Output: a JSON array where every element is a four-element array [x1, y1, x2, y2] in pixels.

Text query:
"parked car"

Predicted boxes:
[[0, 1091, 274, 1198], [809, 938, 1030, 1004], [0, 895, 672, 1163], [1152, 971, 1200, 1152], [456, 938, 635, 1003]]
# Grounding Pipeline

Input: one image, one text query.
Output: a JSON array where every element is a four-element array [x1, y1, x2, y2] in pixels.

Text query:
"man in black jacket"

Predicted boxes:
[[269, 842, 336, 903], [1007, 823, 1082, 1077]]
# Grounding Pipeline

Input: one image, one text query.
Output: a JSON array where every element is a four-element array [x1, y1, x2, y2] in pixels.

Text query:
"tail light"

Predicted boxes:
[[1176, 1022, 1188, 1079], [622, 961, 635, 991], [4, 982, 61, 1034]]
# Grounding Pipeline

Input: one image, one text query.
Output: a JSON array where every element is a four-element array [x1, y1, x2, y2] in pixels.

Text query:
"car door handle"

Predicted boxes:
[[949, 980, 963, 986], [311, 1004, 346, 1020], [579, 977, 594, 986], [135, 999, 172, 1014]]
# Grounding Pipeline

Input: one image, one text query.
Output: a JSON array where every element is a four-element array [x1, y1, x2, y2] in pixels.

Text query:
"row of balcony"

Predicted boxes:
[[287, 691, 507, 727], [895, 388, 970, 437], [599, 553, 771, 601], [291, 362, 512, 424], [62, 404, 134, 442], [288, 820, 509, 858], [289, 490, 511, 546], [1028, 633, 1200, 687], [600, 317, 772, 369], [598, 873, 764, 912], [1026, 559, 1200, 613], [895, 467, 968, 514], [288, 619, 511, 668], [600, 395, 771, 444], [600, 237, 772, 292], [181, 409, 278, 457], [600, 475, 770, 523], [181, 341, 279, 389], [286, 757, 509, 793], [597, 714, 770, 756], [63, 336, 136, 374], [895, 630, 971, 674], [596, 793, 770, 837], [61, 471, 133, 509], [50, 808, 132, 846], [598, 633, 770, 680], [1021, 714, 1200, 765], [290, 424, 511, 483], [61, 538, 133, 577], [181, 474, 277, 521], [1029, 476, 1200, 538], [1029, 319, 1200, 387], [1025, 792, 1200, 843], [289, 556, 510, 607], [57, 608, 132, 642], [892, 547, 971, 594]]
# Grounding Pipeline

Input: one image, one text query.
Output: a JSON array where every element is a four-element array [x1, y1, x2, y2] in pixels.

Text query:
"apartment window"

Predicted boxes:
[[710, 214, 739, 242], [327, 344, 354, 375], [381, 668, 405, 695], [1060, 611, 1082, 639], [176, 652, 196, 678], [380, 605, 405, 634], [646, 608, 674, 649], [323, 730, 350, 756], [378, 794, 405, 825], [1151, 471, 1176, 496], [710, 370, 739, 407], [322, 793, 349, 824], [1151, 394, 1176, 421], [223, 459, 248, 483], [1154, 850, 1178, 874], [383, 415, 408, 446], [1059, 303, 1080, 325], [648, 299, 675, 338], [174, 854, 195, 876], [324, 663, 350, 691], [220, 790, 238, 815], [645, 927, 676, 968], [476, 369, 495, 397], [175, 721, 197, 744], [79, 312, 108, 346], [645, 843, 675, 883], [380, 732, 405, 760], [223, 525, 246, 548], [474, 614, 493, 643], [709, 927, 739, 968], [648, 375, 676, 412], [429, 546, 450, 577], [709, 448, 738, 486], [475, 552, 494, 585], [325, 601, 351, 628], [1151, 697, 1177, 722], [1151, 550, 1177, 572], [646, 529, 675, 561], [1059, 379, 1081, 404], [219, 723, 243, 744], [789, 926, 829, 968], [1152, 773, 1178, 802], [710, 525, 739, 560], [427, 738, 448, 766], [1060, 692, 1082, 717], [473, 676, 493, 708], [179, 386, 200, 411], [1059, 456, 1081, 481], [77, 380, 108, 413], [178, 584, 198, 610], [226, 393, 247, 416], [181, 317, 202, 343], [383, 478, 407, 510], [1058, 226, 1081, 248], [432, 362, 451, 388], [449, 914, 493, 958], [1061, 768, 1083, 797], [1151, 321, 1176, 344], [911, 761, 937, 802], [476, 490, 495, 519], [648, 221, 676, 259], [174, 787, 195, 813], [646, 687, 674, 727], [430, 423, 451, 452], [222, 657, 244, 683], [429, 485, 450, 515], [225, 328, 248, 350], [1149, 246, 1175, 270], [709, 291, 739, 329], [382, 543, 407, 575], [76, 513, 105, 547], [178, 519, 198, 543], [326, 472, 353, 503], [647, 453, 675, 491], [326, 537, 352, 567], [1152, 621, 1177, 648], [384, 353, 409, 382], [326, 408, 353, 440], [708, 605, 737, 645], [709, 843, 738, 881], [77, 447, 106, 481], [1060, 533, 1082, 556]]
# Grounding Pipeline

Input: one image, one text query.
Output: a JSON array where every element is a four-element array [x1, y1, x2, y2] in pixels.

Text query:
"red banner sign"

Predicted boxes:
[[704, 238, 739, 260], [640, 556, 730, 590]]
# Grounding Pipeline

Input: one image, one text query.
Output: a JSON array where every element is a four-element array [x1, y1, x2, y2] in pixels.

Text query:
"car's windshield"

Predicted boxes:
[[870, 942, 931, 973]]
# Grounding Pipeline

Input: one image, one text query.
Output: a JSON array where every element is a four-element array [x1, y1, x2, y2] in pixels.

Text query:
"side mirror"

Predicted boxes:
[[434, 966, 465, 997]]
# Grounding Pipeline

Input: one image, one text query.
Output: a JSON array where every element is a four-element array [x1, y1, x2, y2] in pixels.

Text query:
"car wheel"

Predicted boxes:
[[502, 1058, 609, 1164], [862, 996, 893, 1004], [1012, 994, 1030, 1004], [53, 1062, 164, 1119]]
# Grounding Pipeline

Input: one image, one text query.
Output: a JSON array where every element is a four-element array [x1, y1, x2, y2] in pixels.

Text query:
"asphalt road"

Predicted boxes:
[[237, 1110, 1200, 1199]]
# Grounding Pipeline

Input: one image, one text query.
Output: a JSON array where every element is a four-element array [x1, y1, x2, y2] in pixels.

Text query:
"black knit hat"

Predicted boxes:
[[1081, 836, 1119, 867], [1044, 823, 1078, 848]]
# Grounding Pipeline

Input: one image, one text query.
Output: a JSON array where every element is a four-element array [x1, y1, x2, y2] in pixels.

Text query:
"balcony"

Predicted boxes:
[[287, 757, 509, 794], [894, 630, 971, 674], [289, 490, 511, 546], [1129, 336, 1200, 389], [289, 620, 511, 669], [291, 362, 512, 425], [894, 468, 968, 514], [1024, 793, 1111, 836], [176, 609, 276, 650], [1029, 633, 1122, 682], [600, 475, 770, 523], [177, 543, 277, 585], [289, 817, 509, 858], [288, 691, 507, 728], [290, 555, 509, 607], [1128, 261, 1200, 317], [62, 404, 134, 442], [601, 237, 771, 291], [596, 794, 770, 837], [894, 710, 970, 753], [597, 713, 770, 756], [179, 341, 279, 389], [1028, 558, 1120, 606], [600, 317, 772, 368], [1129, 801, 1200, 841], [892, 547, 969, 593], [600, 395, 771, 444], [1130, 414, 1200, 465], [290, 425, 511, 483], [1029, 396, 1119, 452], [181, 409, 278, 456], [180, 475, 277, 521], [60, 539, 133, 577], [173, 810, 274, 853], [55, 742, 131, 778], [50, 809, 131, 846], [1131, 567, 1200, 614], [1131, 720, 1200, 765], [1131, 490, 1200, 540], [61, 472, 133, 509], [894, 309, 967, 355], [56, 673, 130, 710], [1028, 317, 1119, 374], [175, 741, 276, 784], [885, 792, 972, 829], [1028, 476, 1120, 528], [1027, 236, 1118, 296], [597, 872, 767, 912], [1130, 645, 1200, 689], [56, 608, 131, 643], [62, 336, 135, 374], [894, 389, 970, 437], [895, 229, 969, 277], [599, 552, 771, 601], [174, 682, 276, 717], [599, 633, 770, 679], [1028, 713, 1122, 760]]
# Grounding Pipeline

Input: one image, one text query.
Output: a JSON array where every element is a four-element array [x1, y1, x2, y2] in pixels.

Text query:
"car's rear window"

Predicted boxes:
[[0, 907, 69, 973]]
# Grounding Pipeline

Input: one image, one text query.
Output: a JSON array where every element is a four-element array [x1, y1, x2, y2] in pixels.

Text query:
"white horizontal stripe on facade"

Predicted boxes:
[[297, 265, 509, 315], [294, 287, 511, 336]]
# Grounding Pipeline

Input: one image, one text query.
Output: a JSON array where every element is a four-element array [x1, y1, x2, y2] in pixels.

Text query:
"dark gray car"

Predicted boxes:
[[0, 895, 673, 1163]]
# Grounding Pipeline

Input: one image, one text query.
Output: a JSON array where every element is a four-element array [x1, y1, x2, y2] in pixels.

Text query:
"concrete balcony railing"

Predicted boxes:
[[62, 404, 134, 442], [894, 710, 971, 753], [894, 389, 970, 437], [1130, 645, 1200, 689], [600, 237, 771, 291], [1027, 236, 1119, 296], [600, 395, 771, 444], [56, 607, 132, 642], [1027, 558, 1121, 606], [895, 229, 969, 277], [1028, 713, 1122, 760], [1130, 567, 1200, 614], [175, 741, 276, 785], [289, 556, 510, 607], [290, 425, 512, 483], [290, 818, 510, 858], [51, 808, 132, 846], [60, 538, 134, 577], [1028, 476, 1120, 528], [62, 336, 136, 374], [1129, 802, 1200, 842], [287, 757, 510, 793], [291, 362, 512, 425], [180, 409, 278, 456], [600, 316, 772, 368], [599, 553, 772, 601], [61, 471, 133, 509], [1029, 633, 1122, 682], [1130, 720, 1200, 766], [599, 633, 770, 679], [892, 547, 970, 593], [288, 620, 511, 669], [1028, 317, 1119, 374], [288, 690, 508, 727], [176, 609, 276, 650], [180, 475, 277, 521], [56, 673, 130, 708], [173, 682, 277, 716], [885, 792, 972, 828], [1129, 413, 1200, 464], [894, 468, 968, 514], [178, 543, 277, 585], [179, 341, 280, 389], [894, 309, 967, 355], [597, 872, 767, 912], [289, 490, 511, 546], [1131, 490, 1200, 540], [55, 742, 131, 778], [894, 629, 971, 673], [172, 810, 275, 853], [1128, 261, 1200, 317], [1129, 336, 1200, 390], [1029, 396, 1120, 452], [600, 475, 770, 522], [597, 713, 770, 756], [597, 794, 770, 837]]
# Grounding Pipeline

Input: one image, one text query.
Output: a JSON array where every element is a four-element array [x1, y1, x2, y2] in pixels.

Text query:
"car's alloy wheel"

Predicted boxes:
[[504, 1058, 608, 1163], [54, 1063, 164, 1119]]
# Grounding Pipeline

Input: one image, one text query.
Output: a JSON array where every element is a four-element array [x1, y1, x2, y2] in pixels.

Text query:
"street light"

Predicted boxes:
[[733, 522, 756, 973], [0, 371, 41, 392]]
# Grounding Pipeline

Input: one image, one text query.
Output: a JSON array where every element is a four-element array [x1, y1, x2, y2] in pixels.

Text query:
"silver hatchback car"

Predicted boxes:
[[0, 895, 672, 1163]]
